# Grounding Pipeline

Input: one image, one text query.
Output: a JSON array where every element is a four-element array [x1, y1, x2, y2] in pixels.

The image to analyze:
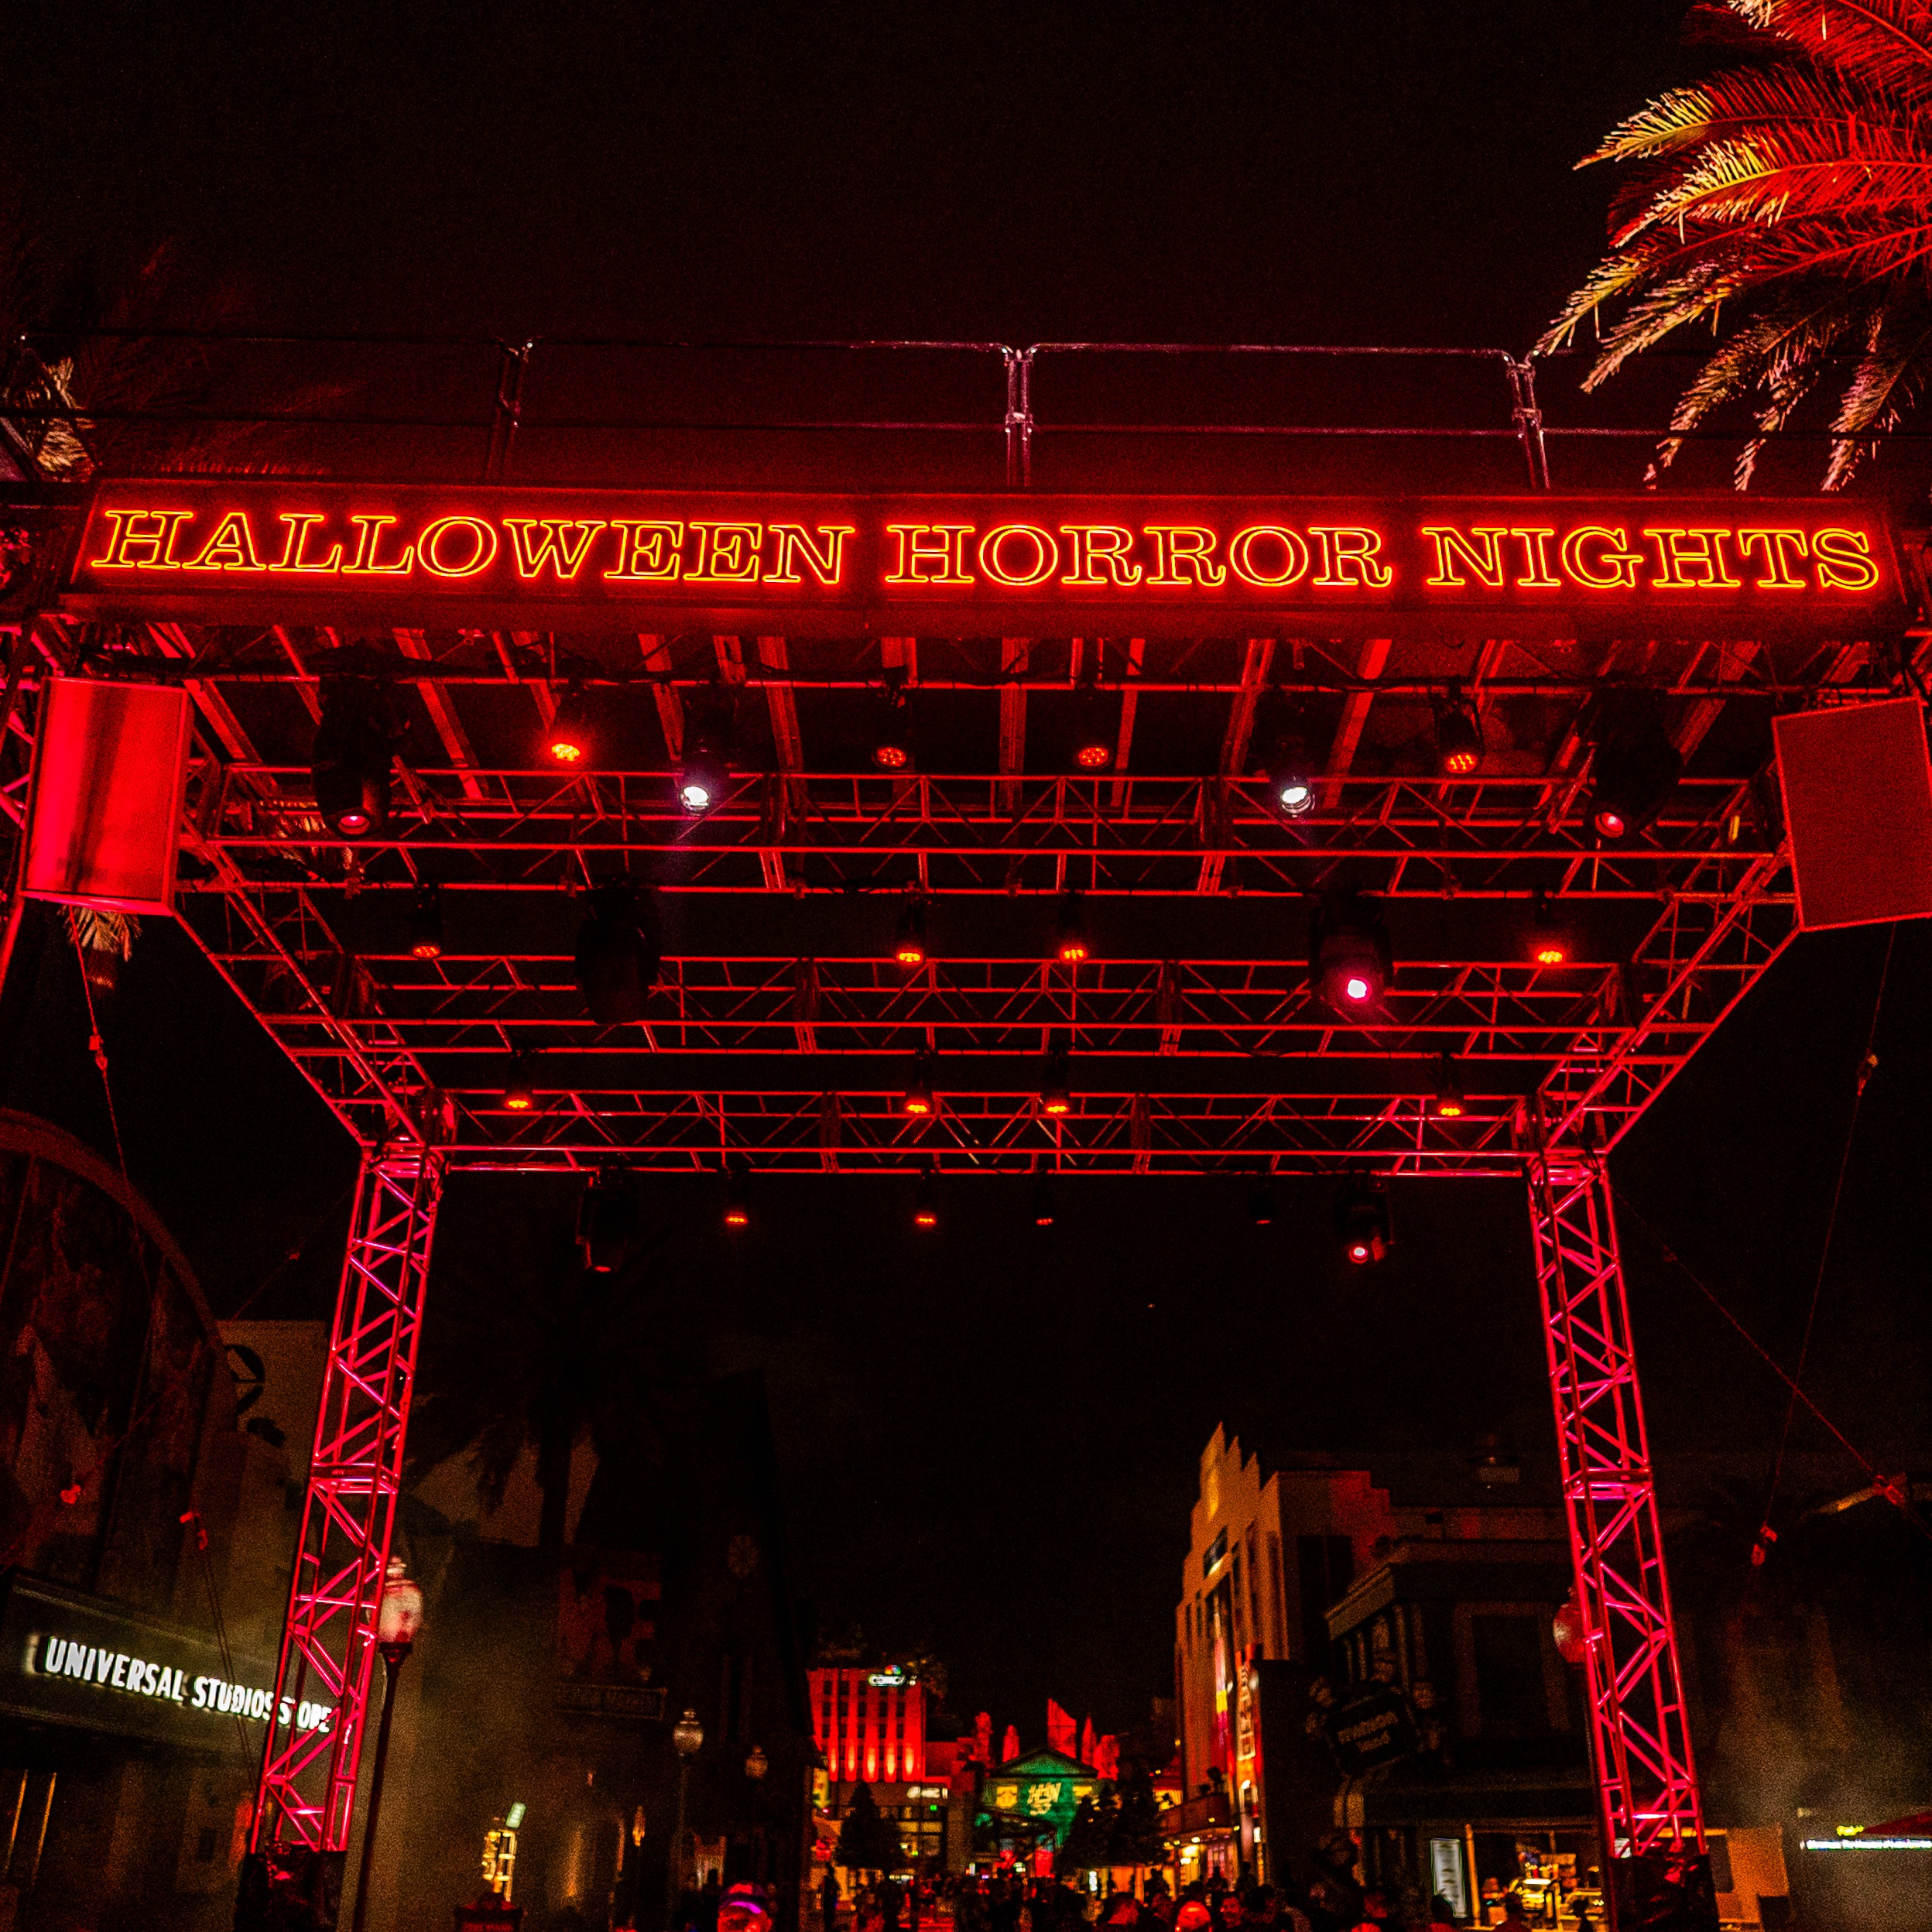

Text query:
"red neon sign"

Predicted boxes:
[[67, 483, 1897, 628]]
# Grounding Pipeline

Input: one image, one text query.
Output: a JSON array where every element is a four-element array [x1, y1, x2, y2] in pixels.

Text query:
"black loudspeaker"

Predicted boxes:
[[1773, 697, 1932, 930]]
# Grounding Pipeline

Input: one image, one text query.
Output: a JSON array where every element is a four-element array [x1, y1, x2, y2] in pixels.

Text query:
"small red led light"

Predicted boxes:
[[410, 937, 441, 961], [1059, 940, 1091, 964], [1348, 1242, 1369, 1263], [338, 808, 372, 835], [1043, 1097, 1070, 1117], [874, 745, 910, 771], [1443, 748, 1479, 776], [1536, 944, 1567, 967], [903, 1095, 932, 1117], [1595, 808, 1627, 839], [504, 1091, 533, 1113], [1436, 1098, 1465, 1119], [914, 1210, 937, 1228], [896, 944, 927, 968], [1075, 742, 1112, 769], [724, 1208, 748, 1228], [549, 737, 586, 765], [1345, 975, 1370, 1002]]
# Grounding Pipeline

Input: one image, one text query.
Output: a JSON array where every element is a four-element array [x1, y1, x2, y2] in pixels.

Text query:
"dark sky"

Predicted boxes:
[[7, 2, 1930, 1742]]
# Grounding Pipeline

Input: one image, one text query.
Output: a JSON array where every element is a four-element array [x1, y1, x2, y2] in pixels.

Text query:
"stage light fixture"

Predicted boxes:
[[1054, 892, 1091, 964], [872, 686, 914, 771], [1436, 696, 1484, 777], [913, 1168, 938, 1229], [683, 726, 734, 815], [1032, 1175, 1057, 1227], [1334, 1180, 1391, 1266], [577, 1173, 637, 1273], [903, 1057, 936, 1118], [546, 685, 594, 766], [311, 684, 392, 838], [1073, 686, 1115, 770], [1588, 704, 1681, 842], [407, 886, 444, 960], [502, 1056, 537, 1113], [574, 887, 662, 1026], [1266, 735, 1316, 817], [1310, 892, 1392, 1011], [1529, 890, 1570, 967], [1432, 1053, 1466, 1119], [1248, 1181, 1276, 1228], [723, 1164, 750, 1231], [1040, 1050, 1072, 1117], [894, 899, 928, 968]]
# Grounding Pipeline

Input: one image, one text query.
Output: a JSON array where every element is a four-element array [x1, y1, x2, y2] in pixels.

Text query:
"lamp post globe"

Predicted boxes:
[[349, 1557, 424, 1932], [745, 1744, 769, 1781], [376, 1557, 424, 1658], [667, 1708, 704, 1917]]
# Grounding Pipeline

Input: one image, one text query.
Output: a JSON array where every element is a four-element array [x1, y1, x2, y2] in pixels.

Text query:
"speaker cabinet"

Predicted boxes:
[[1773, 696, 1932, 931], [22, 677, 194, 916]]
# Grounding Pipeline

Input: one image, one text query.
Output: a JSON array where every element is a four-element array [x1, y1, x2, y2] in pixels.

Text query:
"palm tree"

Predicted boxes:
[[405, 1180, 702, 1552], [1538, 0, 1932, 488]]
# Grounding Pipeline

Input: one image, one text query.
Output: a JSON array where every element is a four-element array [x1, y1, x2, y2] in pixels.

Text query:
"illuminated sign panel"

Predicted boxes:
[[0, 1572, 305, 1750], [66, 482, 1899, 630]]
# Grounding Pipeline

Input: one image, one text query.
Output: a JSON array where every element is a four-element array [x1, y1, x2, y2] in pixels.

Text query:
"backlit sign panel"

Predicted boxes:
[[63, 482, 1901, 632]]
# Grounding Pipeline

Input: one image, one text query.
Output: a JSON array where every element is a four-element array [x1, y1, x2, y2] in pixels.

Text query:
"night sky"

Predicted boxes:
[[7, 2, 1930, 1742]]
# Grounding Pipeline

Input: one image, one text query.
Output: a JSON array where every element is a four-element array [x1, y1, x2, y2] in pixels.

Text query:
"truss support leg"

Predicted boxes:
[[1526, 1156, 1715, 1932], [240, 1150, 443, 1923]]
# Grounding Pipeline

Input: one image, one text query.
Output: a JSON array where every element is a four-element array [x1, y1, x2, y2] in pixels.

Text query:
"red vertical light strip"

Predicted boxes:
[[864, 1679, 879, 1783], [906, 1680, 925, 1780], [1526, 1154, 1704, 1863], [250, 1153, 444, 1852], [884, 1687, 897, 1783]]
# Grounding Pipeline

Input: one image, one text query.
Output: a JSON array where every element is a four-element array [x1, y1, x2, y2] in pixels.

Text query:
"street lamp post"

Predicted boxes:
[[349, 1557, 424, 1932], [667, 1708, 705, 1924]]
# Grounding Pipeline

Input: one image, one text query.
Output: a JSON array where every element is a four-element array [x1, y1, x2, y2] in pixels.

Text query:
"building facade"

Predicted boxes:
[[0, 1111, 296, 1932]]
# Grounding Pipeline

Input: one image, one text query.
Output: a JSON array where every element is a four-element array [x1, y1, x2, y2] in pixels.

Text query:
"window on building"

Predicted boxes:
[[1204, 1527, 1228, 1577], [1297, 1535, 1353, 1669], [1266, 1533, 1286, 1658], [1471, 1615, 1549, 1736]]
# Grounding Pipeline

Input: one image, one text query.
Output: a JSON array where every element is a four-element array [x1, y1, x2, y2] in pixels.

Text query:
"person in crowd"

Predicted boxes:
[[821, 1870, 843, 1930], [1176, 1900, 1213, 1932], [1497, 1896, 1530, 1929], [1424, 1898, 1458, 1932], [1104, 1889, 1145, 1932]]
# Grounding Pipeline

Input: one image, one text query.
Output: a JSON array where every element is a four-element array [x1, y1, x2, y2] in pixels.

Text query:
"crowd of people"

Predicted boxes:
[[814, 1870, 1565, 1932]]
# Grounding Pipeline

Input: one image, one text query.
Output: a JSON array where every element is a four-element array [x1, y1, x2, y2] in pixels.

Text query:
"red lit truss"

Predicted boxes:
[[1528, 1155, 1703, 1858], [4, 448, 1917, 1883], [251, 1153, 442, 1855]]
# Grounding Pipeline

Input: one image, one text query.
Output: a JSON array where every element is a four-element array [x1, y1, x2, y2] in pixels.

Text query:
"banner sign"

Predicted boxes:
[[63, 481, 1901, 632]]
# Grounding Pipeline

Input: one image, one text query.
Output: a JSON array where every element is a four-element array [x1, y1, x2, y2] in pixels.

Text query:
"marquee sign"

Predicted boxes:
[[62, 481, 1902, 632]]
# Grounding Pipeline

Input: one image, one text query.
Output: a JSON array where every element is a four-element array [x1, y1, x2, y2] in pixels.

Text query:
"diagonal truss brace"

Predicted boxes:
[[1526, 1152, 1704, 1865], [250, 1151, 444, 1854]]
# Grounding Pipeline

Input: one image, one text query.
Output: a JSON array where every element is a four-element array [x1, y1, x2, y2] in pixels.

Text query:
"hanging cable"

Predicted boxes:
[[1756, 923, 1896, 1557], [180, 1509, 255, 1766], [1610, 1183, 1932, 1549]]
